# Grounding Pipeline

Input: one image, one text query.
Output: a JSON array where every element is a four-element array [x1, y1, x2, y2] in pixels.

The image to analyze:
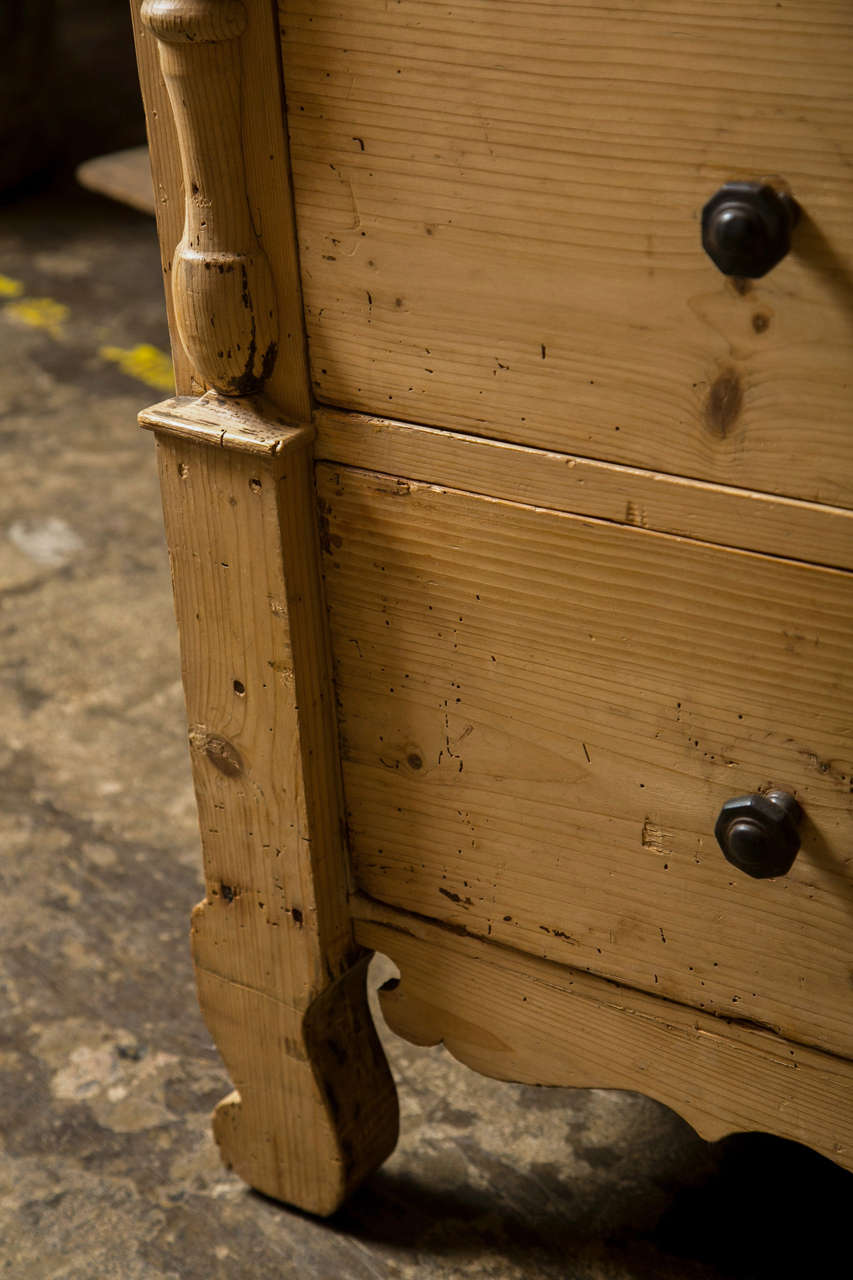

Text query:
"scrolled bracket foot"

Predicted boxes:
[[200, 957, 398, 1216]]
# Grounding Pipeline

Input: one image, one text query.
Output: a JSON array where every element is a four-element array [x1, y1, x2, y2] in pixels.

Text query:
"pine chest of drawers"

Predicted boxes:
[[132, 0, 853, 1211]]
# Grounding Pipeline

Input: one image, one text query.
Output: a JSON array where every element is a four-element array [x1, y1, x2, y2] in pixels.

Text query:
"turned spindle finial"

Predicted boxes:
[[141, 0, 279, 396], [140, 0, 247, 43]]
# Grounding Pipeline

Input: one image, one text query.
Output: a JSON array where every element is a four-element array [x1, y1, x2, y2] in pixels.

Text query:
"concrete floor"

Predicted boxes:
[[1, 7, 851, 1278]]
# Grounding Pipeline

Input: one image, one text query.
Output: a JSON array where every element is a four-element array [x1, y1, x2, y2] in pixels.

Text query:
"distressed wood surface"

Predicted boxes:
[[129, 0, 191, 390], [314, 407, 853, 571], [318, 463, 853, 1061], [133, 0, 311, 419], [151, 406, 397, 1211], [133, 0, 853, 1198], [141, 0, 280, 397], [141, 390, 309, 455], [281, 0, 853, 507], [353, 897, 853, 1174], [133, 2, 400, 1214]]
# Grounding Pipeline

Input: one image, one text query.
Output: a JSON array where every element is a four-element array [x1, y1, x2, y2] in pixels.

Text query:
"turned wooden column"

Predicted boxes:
[[132, 0, 398, 1213]]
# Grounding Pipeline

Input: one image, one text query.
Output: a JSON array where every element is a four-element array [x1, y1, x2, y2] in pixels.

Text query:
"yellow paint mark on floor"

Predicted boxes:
[[2, 281, 174, 391], [99, 343, 175, 392], [5, 296, 70, 338]]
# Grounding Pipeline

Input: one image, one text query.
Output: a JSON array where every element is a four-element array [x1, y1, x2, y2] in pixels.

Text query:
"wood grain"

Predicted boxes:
[[129, 0, 191, 391], [200, 956, 397, 1215], [133, 3, 401, 1211], [353, 897, 853, 1174], [314, 407, 853, 571], [133, 0, 853, 1197], [318, 463, 853, 1060], [141, 0, 280, 397], [141, 391, 309, 455], [148, 403, 397, 1211], [281, 0, 853, 506], [132, 0, 311, 418]]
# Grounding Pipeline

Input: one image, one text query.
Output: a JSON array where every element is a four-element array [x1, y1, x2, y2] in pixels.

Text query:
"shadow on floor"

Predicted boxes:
[[252, 1110, 850, 1280]]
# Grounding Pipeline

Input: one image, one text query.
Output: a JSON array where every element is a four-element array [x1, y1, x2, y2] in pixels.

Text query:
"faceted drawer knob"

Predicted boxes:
[[714, 790, 803, 879], [701, 182, 800, 278]]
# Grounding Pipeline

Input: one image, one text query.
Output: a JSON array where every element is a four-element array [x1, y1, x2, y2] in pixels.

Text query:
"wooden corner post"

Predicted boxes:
[[133, 0, 398, 1213]]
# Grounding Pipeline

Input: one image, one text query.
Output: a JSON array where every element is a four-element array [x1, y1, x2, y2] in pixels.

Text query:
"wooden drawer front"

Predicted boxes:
[[317, 462, 853, 1060], [283, 1, 853, 507]]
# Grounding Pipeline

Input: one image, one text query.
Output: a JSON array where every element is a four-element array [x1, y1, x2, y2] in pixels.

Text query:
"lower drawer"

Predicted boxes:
[[317, 461, 853, 1060]]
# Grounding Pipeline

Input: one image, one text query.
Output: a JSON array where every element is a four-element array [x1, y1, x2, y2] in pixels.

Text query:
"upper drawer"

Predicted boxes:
[[281, 1, 853, 507]]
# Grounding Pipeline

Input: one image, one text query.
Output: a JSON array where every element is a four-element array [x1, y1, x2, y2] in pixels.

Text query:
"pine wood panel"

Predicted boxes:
[[353, 897, 853, 1173], [144, 400, 398, 1211], [317, 463, 853, 1060], [314, 407, 853, 571], [281, 0, 853, 506], [133, 3, 400, 1212], [132, 0, 312, 419]]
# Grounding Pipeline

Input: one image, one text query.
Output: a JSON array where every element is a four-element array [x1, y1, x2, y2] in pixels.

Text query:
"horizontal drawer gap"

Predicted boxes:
[[314, 407, 853, 571]]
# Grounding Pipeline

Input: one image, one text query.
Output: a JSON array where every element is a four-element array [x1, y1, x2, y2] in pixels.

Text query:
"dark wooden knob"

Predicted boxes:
[[714, 790, 802, 879], [701, 182, 799, 278]]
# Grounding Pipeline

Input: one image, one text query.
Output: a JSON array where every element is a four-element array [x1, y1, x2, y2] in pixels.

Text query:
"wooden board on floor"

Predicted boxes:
[[76, 147, 155, 215]]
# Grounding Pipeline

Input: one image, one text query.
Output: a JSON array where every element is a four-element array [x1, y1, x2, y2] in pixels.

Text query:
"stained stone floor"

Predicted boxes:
[[1, 8, 851, 1276]]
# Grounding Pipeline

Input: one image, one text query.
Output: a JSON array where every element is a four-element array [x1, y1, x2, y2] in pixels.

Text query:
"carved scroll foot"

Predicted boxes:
[[141, 394, 398, 1211], [198, 955, 398, 1215]]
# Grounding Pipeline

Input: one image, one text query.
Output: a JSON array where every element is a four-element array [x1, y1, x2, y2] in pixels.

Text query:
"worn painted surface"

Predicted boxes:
[[0, 165, 850, 1280]]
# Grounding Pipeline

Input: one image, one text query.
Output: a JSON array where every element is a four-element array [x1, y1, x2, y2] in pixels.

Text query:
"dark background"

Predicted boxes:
[[2, 0, 146, 199]]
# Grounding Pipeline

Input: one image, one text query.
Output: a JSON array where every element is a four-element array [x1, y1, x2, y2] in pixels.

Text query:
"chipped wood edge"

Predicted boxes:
[[130, 0, 397, 1210], [314, 407, 853, 571], [140, 392, 311, 455], [200, 956, 398, 1215], [140, 0, 280, 398], [352, 896, 853, 1174], [151, 416, 398, 1212], [132, 0, 853, 1208], [130, 0, 311, 418]]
